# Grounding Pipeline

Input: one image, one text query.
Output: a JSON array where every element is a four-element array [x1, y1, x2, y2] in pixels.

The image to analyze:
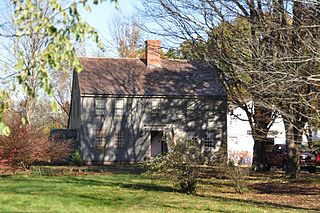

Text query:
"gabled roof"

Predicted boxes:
[[77, 57, 227, 97]]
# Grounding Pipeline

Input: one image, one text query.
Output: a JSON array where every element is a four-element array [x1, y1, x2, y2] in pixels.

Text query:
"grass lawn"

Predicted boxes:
[[0, 167, 319, 212]]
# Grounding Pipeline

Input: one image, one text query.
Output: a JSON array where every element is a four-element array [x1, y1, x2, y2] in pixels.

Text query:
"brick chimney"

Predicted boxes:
[[145, 40, 161, 67]]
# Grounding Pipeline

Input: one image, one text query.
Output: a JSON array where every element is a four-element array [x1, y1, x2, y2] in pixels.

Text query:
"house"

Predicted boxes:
[[68, 40, 228, 164], [227, 103, 286, 166]]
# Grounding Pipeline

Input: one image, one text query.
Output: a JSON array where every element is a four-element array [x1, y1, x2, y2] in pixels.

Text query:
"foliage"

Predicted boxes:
[[146, 138, 205, 194], [70, 150, 83, 166], [224, 162, 249, 194], [0, 0, 117, 134], [0, 117, 71, 171], [0, 91, 11, 136], [140, 0, 320, 178], [13, 0, 97, 95]]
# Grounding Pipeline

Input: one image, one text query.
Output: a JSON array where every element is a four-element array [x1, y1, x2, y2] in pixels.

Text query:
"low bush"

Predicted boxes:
[[0, 118, 71, 172], [215, 159, 250, 194], [147, 137, 205, 194], [71, 150, 83, 166]]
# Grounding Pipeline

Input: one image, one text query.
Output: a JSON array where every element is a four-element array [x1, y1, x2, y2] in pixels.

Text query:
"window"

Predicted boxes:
[[115, 99, 124, 116], [116, 130, 125, 147], [95, 129, 105, 149], [204, 132, 215, 148], [95, 98, 105, 116], [187, 131, 199, 144], [229, 136, 238, 145], [151, 99, 161, 114], [187, 101, 196, 116]]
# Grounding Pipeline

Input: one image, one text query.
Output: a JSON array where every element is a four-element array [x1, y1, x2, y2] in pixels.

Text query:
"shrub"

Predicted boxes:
[[216, 159, 249, 194], [147, 137, 205, 194], [71, 150, 83, 166], [0, 118, 71, 172], [46, 139, 72, 164]]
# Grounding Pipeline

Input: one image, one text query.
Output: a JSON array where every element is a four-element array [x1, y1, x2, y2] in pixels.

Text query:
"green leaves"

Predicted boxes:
[[12, 0, 106, 95], [0, 122, 10, 136], [0, 0, 118, 135], [0, 90, 10, 136]]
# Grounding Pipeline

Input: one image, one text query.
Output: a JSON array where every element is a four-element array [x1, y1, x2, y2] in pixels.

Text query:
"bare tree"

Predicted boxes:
[[108, 15, 144, 58], [139, 0, 320, 177]]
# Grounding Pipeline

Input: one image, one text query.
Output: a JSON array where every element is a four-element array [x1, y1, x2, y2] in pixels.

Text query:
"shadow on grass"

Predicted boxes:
[[0, 174, 177, 194], [251, 182, 320, 195], [1, 171, 319, 212], [0, 165, 146, 177], [81, 165, 146, 174], [118, 182, 178, 193], [63, 176, 178, 193]]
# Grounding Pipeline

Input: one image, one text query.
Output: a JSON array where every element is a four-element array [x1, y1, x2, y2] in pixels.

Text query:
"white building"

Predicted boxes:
[[227, 104, 286, 166]]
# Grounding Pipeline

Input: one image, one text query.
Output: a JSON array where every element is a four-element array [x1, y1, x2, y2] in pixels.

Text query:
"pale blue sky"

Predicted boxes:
[[81, 0, 142, 56], [80, 0, 169, 57], [81, 0, 136, 36]]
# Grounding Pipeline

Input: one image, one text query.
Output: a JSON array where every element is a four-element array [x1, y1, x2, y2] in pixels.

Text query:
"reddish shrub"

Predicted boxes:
[[46, 139, 72, 163], [0, 118, 71, 171]]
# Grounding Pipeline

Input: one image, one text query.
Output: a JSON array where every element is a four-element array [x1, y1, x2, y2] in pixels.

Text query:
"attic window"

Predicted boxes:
[[204, 132, 216, 148], [95, 98, 105, 116]]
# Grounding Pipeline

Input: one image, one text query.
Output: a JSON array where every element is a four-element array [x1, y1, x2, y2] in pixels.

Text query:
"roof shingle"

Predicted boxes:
[[77, 57, 227, 97]]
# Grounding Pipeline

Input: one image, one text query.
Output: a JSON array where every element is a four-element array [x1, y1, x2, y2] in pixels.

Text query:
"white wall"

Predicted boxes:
[[227, 105, 286, 166]]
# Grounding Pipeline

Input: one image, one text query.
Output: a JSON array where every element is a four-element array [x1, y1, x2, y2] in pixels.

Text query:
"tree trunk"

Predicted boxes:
[[252, 135, 266, 171], [283, 116, 300, 178], [250, 106, 273, 171]]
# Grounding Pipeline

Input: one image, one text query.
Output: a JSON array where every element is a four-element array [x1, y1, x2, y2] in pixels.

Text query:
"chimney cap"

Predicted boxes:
[[145, 40, 161, 67], [145, 39, 161, 44]]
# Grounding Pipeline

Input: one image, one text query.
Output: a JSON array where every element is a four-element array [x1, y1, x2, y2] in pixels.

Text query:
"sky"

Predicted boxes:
[[80, 0, 142, 57], [0, 0, 164, 59], [0, 0, 141, 96], [82, 0, 137, 31]]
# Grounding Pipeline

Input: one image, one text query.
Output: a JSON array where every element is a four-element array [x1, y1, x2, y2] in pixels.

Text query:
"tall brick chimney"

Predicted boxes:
[[145, 40, 161, 67]]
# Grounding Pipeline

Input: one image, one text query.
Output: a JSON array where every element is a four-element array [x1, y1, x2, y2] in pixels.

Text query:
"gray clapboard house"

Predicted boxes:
[[68, 40, 227, 164]]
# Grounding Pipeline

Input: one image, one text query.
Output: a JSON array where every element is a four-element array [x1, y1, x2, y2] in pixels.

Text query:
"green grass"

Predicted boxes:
[[0, 172, 316, 213]]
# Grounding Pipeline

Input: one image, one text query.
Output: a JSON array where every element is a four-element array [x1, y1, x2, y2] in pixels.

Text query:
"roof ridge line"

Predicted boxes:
[[78, 56, 143, 60]]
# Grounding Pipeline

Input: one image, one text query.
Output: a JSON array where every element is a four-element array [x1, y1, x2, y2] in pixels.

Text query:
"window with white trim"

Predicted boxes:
[[187, 101, 196, 116], [151, 99, 161, 114], [204, 132, 215, 148], [116, 130, 125, 147], [115, 99, 124, 116], [187, 131, 199, 144], [95, 129, 105, 149], [95, 98, 105, 116]]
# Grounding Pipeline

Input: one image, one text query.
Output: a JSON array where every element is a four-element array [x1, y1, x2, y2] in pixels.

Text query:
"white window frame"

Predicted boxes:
[[187, 101, 196, 116], [116, 130, 125, 147], [186, 131, 199, 144], [204, 132, 215, 148], [95, 129, 105, 149], [115, 99, 124, 116], [95, 98, 105, 116], [151, 99, 161, 114]]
